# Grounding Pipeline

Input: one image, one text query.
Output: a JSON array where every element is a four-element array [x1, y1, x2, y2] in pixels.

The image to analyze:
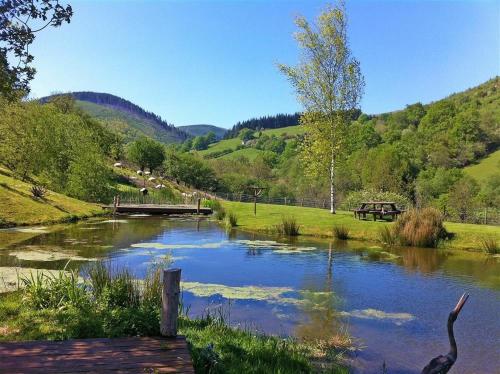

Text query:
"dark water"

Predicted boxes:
[[0, 216, 499, 373]]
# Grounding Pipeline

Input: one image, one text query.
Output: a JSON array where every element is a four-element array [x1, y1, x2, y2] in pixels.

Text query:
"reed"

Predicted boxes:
[[274, 216, 300, 236], [333, 225, 349, 240], [225, 212, 238, 229], [393, 208, 447, 248], [378, 226, 396, 246], [480, 236, 499, 254]]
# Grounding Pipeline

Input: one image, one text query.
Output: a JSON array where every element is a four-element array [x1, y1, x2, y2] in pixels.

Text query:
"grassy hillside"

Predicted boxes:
[[198, 125, 305, 159], [464, 149, 500, 184], [0, 169, 102, 227], [179, 124, 227, 139], [222, 201, 500, 251]]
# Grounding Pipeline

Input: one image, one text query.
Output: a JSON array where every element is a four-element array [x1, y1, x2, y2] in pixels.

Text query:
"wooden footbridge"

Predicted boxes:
[[102, 203, 212, 215], [0, 269, 194, 373], [102, 196, 212, 215]]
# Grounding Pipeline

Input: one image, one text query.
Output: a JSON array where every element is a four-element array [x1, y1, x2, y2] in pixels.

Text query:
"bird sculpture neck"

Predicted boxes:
[[447, 313, 458, 360]]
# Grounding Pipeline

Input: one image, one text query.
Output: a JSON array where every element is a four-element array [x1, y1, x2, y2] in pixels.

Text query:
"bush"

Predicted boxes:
[[274, 216, 300, 236], [393, 208, 447, 248], [480, 236, 499, 255], [333, 225, 349, 240]]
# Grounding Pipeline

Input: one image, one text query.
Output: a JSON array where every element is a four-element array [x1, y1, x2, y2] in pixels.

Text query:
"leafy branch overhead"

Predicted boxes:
[[0, 0, 73, 98]]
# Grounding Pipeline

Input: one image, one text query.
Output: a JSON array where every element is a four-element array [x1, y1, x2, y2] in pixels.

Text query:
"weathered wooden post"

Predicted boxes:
[[197, 198, 201, 214], [161, 268, 181, 337]]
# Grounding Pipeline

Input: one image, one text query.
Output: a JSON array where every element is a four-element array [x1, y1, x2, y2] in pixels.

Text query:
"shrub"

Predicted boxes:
[[393, 208, 447, 248], [378, 226, 397, 246], [30, 184, 46, 198], [333, 225, 349, 240], [480, 236, 499, 255], [274, 216, 300, 236], [224, 212, 238, 229]]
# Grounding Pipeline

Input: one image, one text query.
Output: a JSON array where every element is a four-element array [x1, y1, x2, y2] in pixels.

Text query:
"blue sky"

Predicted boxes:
[[29, 0, 499, 128]]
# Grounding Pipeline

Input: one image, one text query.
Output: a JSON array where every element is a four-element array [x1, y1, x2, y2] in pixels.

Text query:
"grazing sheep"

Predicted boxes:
[[140, 187, 148, 195], [148, 177, 156, 181], [136, 170, 143, 175], [114, 162, 122, 168], [145, 171, 151, 175]]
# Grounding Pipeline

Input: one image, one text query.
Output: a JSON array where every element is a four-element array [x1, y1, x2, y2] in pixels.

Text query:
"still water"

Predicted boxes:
[[1, 216, 499, 373]]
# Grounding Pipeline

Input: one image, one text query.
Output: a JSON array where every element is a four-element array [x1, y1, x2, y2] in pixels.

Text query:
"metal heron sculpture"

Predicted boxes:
[[421, 293, 469, 374]]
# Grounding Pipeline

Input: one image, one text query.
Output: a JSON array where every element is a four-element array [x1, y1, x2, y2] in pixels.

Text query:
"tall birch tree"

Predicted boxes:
[[278, 2, 364, 213]]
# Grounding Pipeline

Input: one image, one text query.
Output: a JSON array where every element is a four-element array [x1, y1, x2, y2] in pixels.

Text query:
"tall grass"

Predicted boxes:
[[333, 225, 349, 240], [480, 236, 499, 254], [224, 212, 238, 229], [378, 226, 396, 246], [274, 216, 300, 236], [393, 208, 447, 248]]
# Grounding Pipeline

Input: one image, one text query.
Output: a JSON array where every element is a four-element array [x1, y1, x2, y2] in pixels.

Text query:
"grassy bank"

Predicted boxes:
[[0, 265, 348, 373], [221, 201, 500, 251], [0, 169, 104, 227]]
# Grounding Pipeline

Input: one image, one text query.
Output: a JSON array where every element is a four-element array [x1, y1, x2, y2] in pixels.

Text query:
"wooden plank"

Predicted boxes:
[[0, 336, 194, 373]]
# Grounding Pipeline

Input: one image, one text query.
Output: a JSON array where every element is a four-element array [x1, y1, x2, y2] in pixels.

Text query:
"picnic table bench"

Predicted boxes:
[[353, 201, 404, 221]]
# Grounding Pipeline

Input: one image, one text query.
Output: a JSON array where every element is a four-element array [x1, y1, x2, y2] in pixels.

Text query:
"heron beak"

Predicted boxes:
[[453, 293, 469, 315]]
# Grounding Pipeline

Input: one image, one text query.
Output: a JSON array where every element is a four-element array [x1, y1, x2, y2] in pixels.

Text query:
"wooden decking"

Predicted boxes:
[[102, 204, 212, 215], [0, 336, 194, 373]]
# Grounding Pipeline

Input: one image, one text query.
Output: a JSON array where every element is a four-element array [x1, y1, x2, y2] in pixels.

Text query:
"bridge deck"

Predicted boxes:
[[102, 204, 212, 215], [0, 336, 194, 373]]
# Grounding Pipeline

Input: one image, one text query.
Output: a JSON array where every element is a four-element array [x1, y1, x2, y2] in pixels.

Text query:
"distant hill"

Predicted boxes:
[[42, 92, 189, 144], [179, 124, 227, 139]]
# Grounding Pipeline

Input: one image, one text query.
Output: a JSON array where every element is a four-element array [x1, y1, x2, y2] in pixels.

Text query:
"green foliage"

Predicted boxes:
[[164, 151, 218, 190], [393, 208, 448, 248], [239, 128, 254, 141], [0, 1, 72, 98], [126, 136, 165, 172], [0, 99, 118, 202], [342, 190, 410, 210]]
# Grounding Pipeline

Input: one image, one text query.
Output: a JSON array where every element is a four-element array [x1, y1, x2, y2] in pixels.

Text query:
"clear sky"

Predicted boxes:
[[29, 0, 499, 128]]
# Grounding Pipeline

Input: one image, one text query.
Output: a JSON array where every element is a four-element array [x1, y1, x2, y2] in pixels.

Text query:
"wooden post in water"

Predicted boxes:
[[161, 268, 181, 337]]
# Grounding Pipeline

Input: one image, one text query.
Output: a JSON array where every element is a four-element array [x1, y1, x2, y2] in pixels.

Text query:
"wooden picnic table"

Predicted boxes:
[[353, 201, 404, 221]]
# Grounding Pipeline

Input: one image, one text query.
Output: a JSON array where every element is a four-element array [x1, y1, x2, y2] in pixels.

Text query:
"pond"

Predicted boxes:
[[0, 216, 499, 373]]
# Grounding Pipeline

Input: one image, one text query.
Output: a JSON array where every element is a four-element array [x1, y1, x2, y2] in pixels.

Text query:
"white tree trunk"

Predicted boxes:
[[330, 155, 336, 214]]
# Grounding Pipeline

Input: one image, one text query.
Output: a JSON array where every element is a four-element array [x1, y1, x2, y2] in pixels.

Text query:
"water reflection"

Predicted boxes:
[[0, 217, 498, 373]]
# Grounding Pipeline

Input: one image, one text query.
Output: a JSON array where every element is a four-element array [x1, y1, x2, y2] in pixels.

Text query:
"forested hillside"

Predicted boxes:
[[42, 92, 189, 144]]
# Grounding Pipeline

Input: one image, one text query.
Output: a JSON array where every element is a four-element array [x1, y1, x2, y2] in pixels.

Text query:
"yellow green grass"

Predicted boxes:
[[219, 147, 265, 160], [0, 170, 102, 227], [222, 201, 500, 251], [463, 149, 500, 184]]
